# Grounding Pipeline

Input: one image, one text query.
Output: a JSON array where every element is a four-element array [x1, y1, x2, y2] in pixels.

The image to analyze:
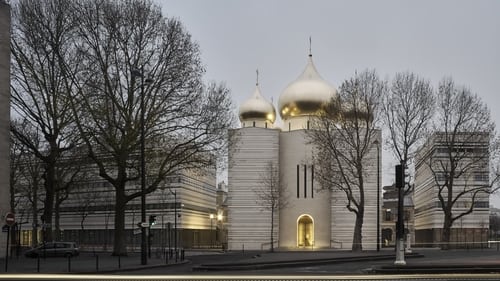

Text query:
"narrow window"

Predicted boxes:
[[307, 120, 310, 130], [289, 122, 291, 132], [253, 121, 256, 127], [311, 165, 314, 198], [304, 164, 307, 198], [296, 165, 300, 198], [265, 122, 268, 128]]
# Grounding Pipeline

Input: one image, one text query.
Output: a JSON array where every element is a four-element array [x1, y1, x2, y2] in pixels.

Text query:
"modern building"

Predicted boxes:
[[414, 132, 490, 248], [0, 0, 10, 259], [227, 53, 380, 251], [14, 168, 219, 251]]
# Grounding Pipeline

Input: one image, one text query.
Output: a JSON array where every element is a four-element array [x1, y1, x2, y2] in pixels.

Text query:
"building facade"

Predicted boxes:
[[414, 132, 490, 248], [14, 169, 219, 251], [228, 53, 380, 251]]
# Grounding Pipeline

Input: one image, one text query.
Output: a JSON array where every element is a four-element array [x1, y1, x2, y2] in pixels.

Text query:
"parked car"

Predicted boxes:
[[24, 242, 79, 258]]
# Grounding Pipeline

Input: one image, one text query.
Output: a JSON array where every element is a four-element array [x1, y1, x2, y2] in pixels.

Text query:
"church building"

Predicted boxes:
[[227, 52, 380, 251]]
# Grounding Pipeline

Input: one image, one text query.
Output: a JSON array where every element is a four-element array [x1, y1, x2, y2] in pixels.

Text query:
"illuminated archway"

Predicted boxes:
[[297, 214, 314, 247]]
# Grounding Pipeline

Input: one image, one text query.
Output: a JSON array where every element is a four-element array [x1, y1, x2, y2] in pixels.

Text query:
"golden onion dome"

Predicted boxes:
[[278, 55, 337, 120], [239, 84, 276, 124]]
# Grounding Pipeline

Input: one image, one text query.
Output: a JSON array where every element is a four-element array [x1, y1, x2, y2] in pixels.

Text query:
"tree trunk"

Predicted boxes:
[[113, 188, 127, 256], [441, 212, 453, 250], [54, 192, 61, 241], [352, 211, 364, 251], [270, 206, 274, 252], [42, 164, 55, 242], [31, 183, 38, 246]]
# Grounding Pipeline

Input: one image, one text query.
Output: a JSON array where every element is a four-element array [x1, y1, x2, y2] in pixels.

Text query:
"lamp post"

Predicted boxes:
[[374, 140, 380, 252], [164, 188, 178, 262], [217, 213, 223, 247], [209, 214, 214, 247], [131, 67, 153, 265]]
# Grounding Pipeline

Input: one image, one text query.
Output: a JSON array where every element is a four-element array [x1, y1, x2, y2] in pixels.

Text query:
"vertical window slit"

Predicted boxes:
[[296, 165, 299, 198], [311, 165, 314, 198], [304, 164, 307, 198]]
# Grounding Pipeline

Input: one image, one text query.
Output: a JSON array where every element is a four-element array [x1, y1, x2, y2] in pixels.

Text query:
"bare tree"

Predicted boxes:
[[66, 0, 235, 255], [254, 161, 288, 252], [10, 120, 45, 246], [382, 72, 435, 192], [10, 0, 80, 242], [425, 77, 500, 248], [309, 70, 385, 251]]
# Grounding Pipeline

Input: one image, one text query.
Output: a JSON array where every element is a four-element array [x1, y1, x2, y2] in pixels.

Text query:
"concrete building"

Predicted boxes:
[[414, 132, 490, 248], [14, 168, 218, 251], [0, 0, 10, 259], [227, 53, 380, 251]]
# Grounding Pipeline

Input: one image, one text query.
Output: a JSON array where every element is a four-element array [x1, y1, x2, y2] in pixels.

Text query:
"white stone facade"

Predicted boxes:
[[414, 132, 490, 247], [227, 120, 380, 251]]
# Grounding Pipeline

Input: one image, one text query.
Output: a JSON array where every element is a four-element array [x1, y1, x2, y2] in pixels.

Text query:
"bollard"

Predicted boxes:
[[67, 255, 71, 272], [181, 249, 184, 261], [95, 254, 99, 272], [37, 256, 40, 273], [165, 249, 169, 264], [118, 255, 121, 269]]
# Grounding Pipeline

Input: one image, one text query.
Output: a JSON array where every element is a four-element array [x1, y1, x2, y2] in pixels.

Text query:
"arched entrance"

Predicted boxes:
[[297, 215, 314, 247]]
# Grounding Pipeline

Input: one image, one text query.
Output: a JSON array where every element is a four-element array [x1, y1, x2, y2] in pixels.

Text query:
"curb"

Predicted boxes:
[[73, 260, 190, 274], [193, 253, 424, 271], [373, 264, 500, 274]]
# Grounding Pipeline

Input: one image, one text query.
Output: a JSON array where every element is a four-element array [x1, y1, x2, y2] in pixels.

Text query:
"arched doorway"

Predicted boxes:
[[382, 228, 393, 247], [297, 215, 314, 247]]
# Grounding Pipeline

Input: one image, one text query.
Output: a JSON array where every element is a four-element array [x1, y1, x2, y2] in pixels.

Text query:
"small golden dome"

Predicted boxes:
[[278, 55, 337, 120], [239, 85, 276, 124]]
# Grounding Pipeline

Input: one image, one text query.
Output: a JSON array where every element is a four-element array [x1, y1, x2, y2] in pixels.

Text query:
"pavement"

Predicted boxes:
[[2, 247, 500, 274]]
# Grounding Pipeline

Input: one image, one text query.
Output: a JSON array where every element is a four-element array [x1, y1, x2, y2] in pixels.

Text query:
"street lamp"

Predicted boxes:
[[373, 140, 380, 252], [131, 67, 153, 265], [164, 188, 178, 262], [209, 214, 215, 247]]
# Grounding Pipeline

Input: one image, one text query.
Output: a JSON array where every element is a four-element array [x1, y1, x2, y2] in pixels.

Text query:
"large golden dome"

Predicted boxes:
[[239, 84, 276, 124], [278, 55, 337, 120]]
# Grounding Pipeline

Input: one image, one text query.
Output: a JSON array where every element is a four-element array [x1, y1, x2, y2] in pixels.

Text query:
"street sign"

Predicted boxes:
[[133, 228, 141, 235], [4, 212, 15, 226], [140, 222, 149, 228], [1, 225, 8, 233]]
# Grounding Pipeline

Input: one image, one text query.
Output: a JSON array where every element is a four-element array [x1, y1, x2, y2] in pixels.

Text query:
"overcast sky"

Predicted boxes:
[[159, 0, 500, 205]]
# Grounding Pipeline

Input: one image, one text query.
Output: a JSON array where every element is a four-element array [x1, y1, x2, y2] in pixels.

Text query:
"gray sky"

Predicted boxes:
[[159, 0, 500, 205]]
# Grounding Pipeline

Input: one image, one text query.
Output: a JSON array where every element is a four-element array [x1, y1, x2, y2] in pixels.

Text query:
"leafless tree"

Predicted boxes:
[[254, 161, 288, 252], [10, 120, 45, 246], [10, 0, 81, 242], [309, 70, 385, 251], [382, 72, 435, 193], [66, 0, 235, 255], [424, 77, 500, 248]]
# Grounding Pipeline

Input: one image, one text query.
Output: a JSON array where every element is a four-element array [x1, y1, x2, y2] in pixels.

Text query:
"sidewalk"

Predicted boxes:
[[0, 251, 188, 274]]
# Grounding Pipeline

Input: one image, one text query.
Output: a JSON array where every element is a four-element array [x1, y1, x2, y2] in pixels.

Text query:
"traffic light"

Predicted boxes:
[[149, 215, 157, 226], [395, 164, 410, 189], [395, 164, 403, 188]]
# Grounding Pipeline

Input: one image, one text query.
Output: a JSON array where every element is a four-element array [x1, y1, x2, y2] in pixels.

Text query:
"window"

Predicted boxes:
[[385, 209, 392, 221]]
